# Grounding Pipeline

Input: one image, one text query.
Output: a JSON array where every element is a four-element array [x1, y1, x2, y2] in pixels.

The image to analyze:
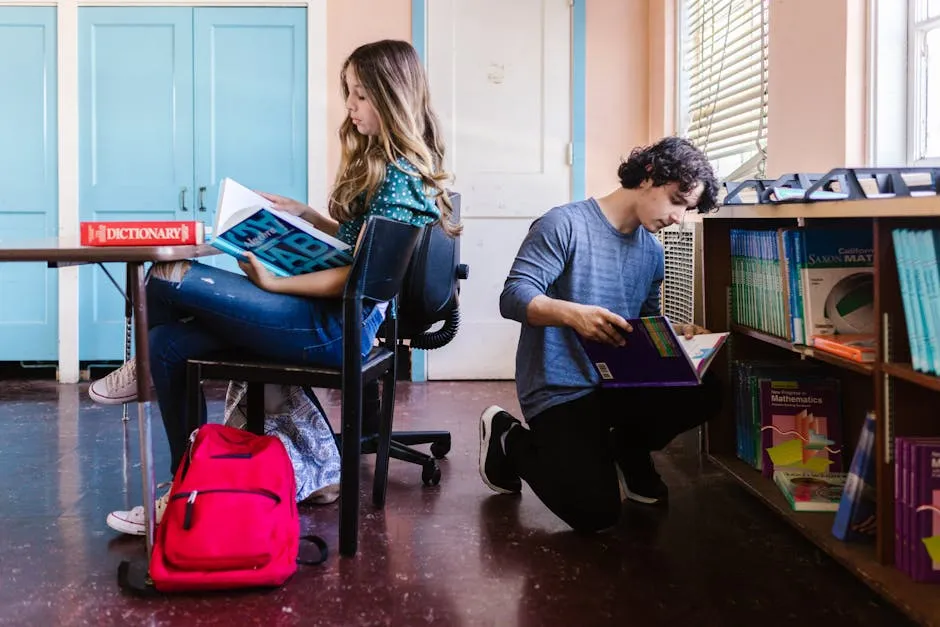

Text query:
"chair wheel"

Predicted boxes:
[[421, 461, 441, 486], [430, 441, 450, 459]]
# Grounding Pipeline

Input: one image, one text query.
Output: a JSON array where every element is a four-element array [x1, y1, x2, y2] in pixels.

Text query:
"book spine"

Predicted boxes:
[[913, 444, 940, 582], [80, 221, 203, 246]]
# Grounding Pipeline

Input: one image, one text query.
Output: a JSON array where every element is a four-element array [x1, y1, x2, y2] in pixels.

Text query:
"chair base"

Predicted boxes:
[[352, 430, 450, 487]]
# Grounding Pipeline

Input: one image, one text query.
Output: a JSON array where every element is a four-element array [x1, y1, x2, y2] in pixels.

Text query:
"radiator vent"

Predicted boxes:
[[654, 222, 703, 327]]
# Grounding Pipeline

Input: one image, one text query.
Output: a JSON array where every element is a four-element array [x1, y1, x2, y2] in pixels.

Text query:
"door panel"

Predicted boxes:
[[0, 8, 59, 361], [193, 7, 307, 275], [426, 0, 572, 379], [78, 7, 195, 360]]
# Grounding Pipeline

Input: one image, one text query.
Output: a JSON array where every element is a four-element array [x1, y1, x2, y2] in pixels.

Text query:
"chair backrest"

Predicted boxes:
[[343, 216, 422, 304], [397, 191, 467, 342]]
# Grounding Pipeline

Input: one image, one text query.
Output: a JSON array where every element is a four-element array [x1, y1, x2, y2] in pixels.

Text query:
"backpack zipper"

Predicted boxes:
[[173, 488, 282, 530]]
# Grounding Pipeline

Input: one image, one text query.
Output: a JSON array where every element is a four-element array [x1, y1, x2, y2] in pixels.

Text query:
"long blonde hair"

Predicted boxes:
[[329, 39, 461, 237]]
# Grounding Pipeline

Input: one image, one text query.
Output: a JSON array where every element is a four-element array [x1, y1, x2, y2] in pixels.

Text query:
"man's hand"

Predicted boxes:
[[673, 322, 711, 339], [568, 304, 633, 346], [238, 252, 280, 293]]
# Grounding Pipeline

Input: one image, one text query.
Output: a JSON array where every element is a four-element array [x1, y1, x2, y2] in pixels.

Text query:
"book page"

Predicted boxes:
[[214, 178, 351, 252], [677, 332, 729, 375]]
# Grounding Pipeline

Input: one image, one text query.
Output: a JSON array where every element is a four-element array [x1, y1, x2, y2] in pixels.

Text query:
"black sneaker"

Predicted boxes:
[[479, 405, 522, 494], [617, 450, 668, 505]]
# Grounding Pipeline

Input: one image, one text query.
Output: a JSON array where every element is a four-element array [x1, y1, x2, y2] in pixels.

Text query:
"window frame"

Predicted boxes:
[[908, 0, 940, 165], [676, 0, 770, 180]]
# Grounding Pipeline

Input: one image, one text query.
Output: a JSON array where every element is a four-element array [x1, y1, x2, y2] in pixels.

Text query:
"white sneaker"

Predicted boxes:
[[89, 360, 138, 405], [106, 482, 172, 536]]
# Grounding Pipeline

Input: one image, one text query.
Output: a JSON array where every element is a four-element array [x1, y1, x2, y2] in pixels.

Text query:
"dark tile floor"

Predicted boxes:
[[0, 379, 918, 627]]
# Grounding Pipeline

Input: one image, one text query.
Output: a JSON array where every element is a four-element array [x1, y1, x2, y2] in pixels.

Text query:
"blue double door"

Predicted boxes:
[[79, 7, 308, 361], [0, 8, 59, 361]]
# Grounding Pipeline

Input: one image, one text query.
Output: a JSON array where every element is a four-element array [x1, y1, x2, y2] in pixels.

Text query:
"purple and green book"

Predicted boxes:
[[577, 316, 729, 388]]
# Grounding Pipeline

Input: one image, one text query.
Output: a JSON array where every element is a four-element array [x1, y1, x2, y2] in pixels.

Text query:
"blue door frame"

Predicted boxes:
[[408, 0, 586, 381]]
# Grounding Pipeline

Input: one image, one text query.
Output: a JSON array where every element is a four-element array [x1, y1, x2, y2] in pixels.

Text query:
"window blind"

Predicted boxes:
[[681, 0, 769, 178]]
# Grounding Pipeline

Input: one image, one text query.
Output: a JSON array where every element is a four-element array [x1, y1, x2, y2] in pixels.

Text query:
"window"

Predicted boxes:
[[910, 0, 940, 164], [678, 0, 770, 180]]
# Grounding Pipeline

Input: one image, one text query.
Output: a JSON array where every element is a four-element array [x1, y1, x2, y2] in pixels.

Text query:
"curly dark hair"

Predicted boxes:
[[617, 136, 719, 213]]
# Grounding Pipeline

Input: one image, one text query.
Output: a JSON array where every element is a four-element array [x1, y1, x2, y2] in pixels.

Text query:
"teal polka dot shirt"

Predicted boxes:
[[335, 158, 441, 247]]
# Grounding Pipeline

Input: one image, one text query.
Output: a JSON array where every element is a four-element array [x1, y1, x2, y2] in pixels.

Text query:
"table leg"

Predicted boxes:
[[123, 264, 133, 423], [127, 262, 156, 556]]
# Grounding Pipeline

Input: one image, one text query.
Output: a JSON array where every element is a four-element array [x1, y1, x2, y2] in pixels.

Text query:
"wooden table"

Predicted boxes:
[[0, 237, 218, 559]]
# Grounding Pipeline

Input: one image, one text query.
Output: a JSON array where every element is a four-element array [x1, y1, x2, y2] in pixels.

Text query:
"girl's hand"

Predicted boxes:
[[256, 191, 311, 217], [238, 252, 280, 293]]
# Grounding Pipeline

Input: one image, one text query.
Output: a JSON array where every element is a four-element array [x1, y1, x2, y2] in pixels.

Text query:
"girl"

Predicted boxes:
[[94, 39, 460, 536]]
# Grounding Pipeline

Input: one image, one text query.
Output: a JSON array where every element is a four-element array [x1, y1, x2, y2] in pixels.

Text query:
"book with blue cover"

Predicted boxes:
[[210, 177, 354, 277], [832, 411, 877, 542], [577, 315, 729, 387]]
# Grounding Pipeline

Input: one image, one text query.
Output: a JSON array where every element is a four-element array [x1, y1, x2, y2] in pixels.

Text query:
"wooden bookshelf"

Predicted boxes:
[[700, 195, 940, 626], [709, 454, 940, 627], [883, 363, 940, 394], [730, 324, 874, 375]]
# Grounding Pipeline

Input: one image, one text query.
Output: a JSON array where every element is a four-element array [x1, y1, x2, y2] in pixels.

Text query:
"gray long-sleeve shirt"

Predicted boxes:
[[500, 198, 665, 420]]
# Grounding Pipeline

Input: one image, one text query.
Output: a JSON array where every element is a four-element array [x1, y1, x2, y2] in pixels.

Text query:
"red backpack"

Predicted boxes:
[[144, 423, 325, 592]]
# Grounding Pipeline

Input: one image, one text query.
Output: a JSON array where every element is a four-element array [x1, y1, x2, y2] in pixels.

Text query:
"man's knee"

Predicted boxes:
[[565, 502, 622, 534]]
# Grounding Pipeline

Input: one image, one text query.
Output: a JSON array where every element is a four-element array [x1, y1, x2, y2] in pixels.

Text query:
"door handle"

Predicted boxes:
[[198, 186, 207, 212], [179, 187, 188, 211]]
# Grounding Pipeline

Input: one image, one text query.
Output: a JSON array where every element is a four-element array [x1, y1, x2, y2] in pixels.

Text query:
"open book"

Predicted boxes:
[[577, 315, 729, 387], [210, 178, 354, 277]]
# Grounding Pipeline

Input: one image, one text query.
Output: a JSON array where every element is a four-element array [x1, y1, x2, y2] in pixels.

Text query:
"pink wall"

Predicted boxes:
[[325, 0, 412, 182], [765, 0, 868, 176], [324, 0, 871, 200], [324, 1, 657, 200], [585, 0, 651, 197], [648, 0, 677, 143]]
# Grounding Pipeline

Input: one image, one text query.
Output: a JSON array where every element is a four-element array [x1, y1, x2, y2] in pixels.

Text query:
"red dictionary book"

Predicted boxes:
[[80, 221, 206, 247]]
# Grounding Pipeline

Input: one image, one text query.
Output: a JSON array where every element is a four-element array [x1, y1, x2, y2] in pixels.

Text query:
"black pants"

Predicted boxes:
[[505, 373, 722, 533]]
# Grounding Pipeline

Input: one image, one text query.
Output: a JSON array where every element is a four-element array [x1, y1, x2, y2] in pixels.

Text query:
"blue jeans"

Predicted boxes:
[[145, 261, 385, 474]]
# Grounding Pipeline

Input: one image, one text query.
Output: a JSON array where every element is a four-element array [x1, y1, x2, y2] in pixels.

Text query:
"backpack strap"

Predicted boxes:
[[116, 559, 162, 597], [296, 534, 328, 566]]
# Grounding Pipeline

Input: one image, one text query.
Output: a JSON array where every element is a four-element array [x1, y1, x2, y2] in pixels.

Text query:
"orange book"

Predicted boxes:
[[811, 334, 875, 363], [80, 221, 205, 246]]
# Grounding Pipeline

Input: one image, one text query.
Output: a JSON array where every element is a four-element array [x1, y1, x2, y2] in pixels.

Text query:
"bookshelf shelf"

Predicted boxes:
[[712, 193, 940, 220], [730, 324, 792, 349], [700, 192, 940, 623], [883, 362, 940, 393], [730, 324, 874, 375], [803, 347, 875, 375], [710, 454, 940, 627]]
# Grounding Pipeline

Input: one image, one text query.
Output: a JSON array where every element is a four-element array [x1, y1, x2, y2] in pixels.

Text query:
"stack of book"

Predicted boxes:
[[894, 437, 940, 582], [730, 226, 875, 352], [893, 228, 940, 375], [732, 361, 844, 477]]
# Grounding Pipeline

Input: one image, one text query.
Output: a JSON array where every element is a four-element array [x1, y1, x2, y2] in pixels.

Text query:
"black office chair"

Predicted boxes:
[[185, 216, 422, 557], [358, 190, 468, 486]]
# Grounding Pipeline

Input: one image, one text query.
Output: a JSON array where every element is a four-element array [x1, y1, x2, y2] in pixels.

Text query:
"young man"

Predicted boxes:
[[479, 136, 722, 533]]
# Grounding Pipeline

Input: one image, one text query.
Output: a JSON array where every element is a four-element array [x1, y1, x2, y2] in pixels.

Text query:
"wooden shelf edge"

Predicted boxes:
[[708, 453, 940, 627], [803, 347, 874, 375], [883, 362, 940, 393], [706, 194, 940, 220], [730, 325, 874, 375], [730, 324, 794, 350]]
